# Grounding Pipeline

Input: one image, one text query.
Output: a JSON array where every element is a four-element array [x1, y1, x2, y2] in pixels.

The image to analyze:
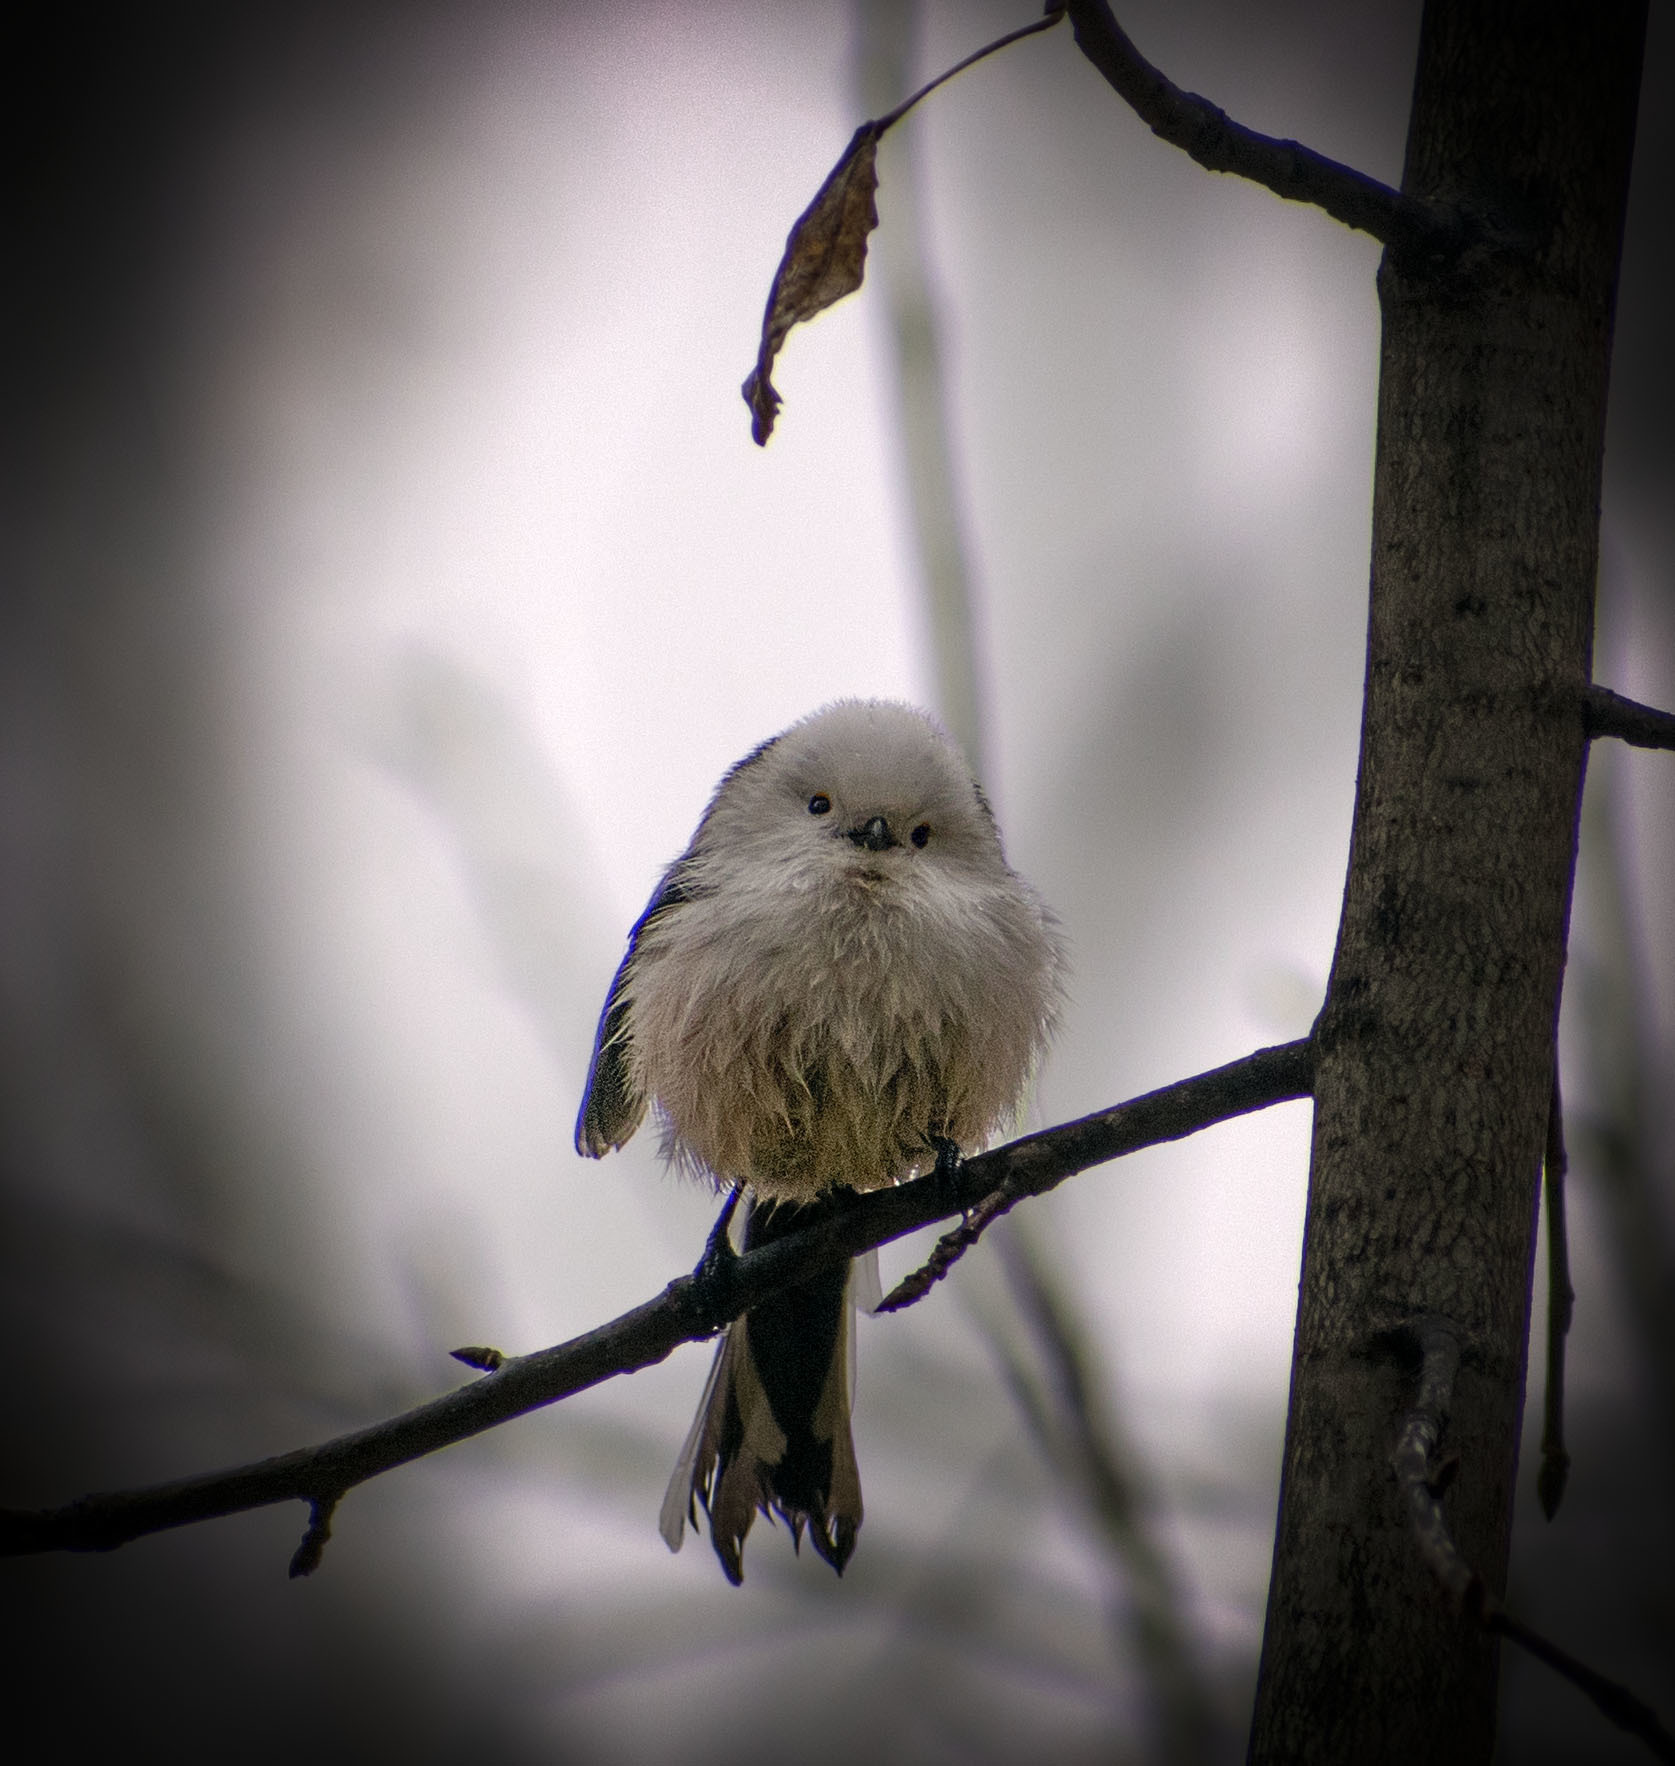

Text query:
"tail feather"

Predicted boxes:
[[660, 1196, 863, 1584]]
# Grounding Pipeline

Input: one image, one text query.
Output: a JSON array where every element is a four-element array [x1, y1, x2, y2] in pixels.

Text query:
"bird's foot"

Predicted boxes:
[[690, 1186, 742, 1327], [928, 1134, 963, 1198]]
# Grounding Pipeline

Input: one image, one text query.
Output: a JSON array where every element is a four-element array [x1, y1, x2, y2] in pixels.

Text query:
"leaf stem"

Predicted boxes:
[[876, 7, 1067, 133]]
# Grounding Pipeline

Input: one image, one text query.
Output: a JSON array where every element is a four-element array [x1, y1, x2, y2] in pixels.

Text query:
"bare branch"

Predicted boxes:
[[1392, 1316, 1675, 1763], [1584, 684, 1675, 751], [1539, 1068, 1574, 1519], [288, 1497, 337, 1580], [882, 1036, 1313, 1310], [877, 1182, 1012, 1311], [1487, 1610, 1675, 1765], [0, 1038, 1313, 1564], [872, 6, 1065, 133], [1389, 1314, 1477, 1607], [1062, 0, 1465, 256]]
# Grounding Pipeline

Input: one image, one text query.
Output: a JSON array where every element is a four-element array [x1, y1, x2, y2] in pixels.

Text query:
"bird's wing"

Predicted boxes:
[[574, 859, 697, 1157]]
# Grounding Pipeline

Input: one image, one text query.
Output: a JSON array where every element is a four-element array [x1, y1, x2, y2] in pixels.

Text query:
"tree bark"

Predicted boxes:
[[1248, 4, 1646, 1762]]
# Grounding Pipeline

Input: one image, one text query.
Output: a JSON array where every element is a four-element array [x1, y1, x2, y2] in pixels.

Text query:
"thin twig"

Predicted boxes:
[[1539, 1068, 1574, 1519], [1486, 1610, 1675, 1763], [0, 1039, 1314, 1564], [875, 6, 1065, 133], [1583, 684, 1675, 752], [1062, 0, 1467, 256], [880, 1038, 1313, 1312], [1392, 1316, 1675, 1763], [287, 1496, 338, 1580], [878, 1184, 1013, 1311]]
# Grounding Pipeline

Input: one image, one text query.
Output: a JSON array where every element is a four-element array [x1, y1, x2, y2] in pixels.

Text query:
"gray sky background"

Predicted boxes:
[[4, 4, 1671, 1761]]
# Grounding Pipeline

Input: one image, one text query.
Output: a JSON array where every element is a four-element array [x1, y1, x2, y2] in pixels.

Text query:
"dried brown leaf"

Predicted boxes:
[[739, 9, 1065, 444], [742, 121, 882, 446]]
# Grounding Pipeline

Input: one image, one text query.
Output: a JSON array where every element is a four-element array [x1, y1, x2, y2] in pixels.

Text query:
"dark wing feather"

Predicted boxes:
[[574, 860, 697, 1157]]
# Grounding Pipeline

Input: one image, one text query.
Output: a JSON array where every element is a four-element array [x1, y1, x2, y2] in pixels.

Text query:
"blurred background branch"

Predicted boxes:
[[4, 3, 1668, 1760], [854, 6, 1217, 1756]]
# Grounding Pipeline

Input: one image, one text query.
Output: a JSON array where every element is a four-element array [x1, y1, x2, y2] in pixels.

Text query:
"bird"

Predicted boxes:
[[575, 698, 1063, 1582]]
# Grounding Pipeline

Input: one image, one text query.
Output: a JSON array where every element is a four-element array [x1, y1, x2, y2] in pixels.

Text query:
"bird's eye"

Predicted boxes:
[[808, 794, 832, 816], [911, 823, 931, 848]]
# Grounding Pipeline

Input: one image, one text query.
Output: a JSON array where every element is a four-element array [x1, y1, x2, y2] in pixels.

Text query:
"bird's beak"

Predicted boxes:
[[846, 814, 898, 853]]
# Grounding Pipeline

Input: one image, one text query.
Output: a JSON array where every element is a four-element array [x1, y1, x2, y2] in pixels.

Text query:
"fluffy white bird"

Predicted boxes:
[[576, 699, 1063, 1582]]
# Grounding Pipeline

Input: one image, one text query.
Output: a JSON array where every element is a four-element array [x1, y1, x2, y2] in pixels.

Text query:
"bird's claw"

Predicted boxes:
[[929, 1134, 963, 1195], [691, 1187, 742, 1326]]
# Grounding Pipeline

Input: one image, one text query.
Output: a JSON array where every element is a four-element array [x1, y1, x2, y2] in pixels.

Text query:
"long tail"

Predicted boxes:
[[659, 1195, 863, 1584]]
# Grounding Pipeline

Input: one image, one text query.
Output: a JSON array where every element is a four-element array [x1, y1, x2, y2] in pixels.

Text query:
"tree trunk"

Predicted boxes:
[[1248, 4, 1646, 1761]]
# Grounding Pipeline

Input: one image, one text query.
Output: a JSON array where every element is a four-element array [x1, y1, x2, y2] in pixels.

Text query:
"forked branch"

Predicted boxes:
[[1392, 1316, 1675, 1762], [1063, 0, 1468, 256]]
